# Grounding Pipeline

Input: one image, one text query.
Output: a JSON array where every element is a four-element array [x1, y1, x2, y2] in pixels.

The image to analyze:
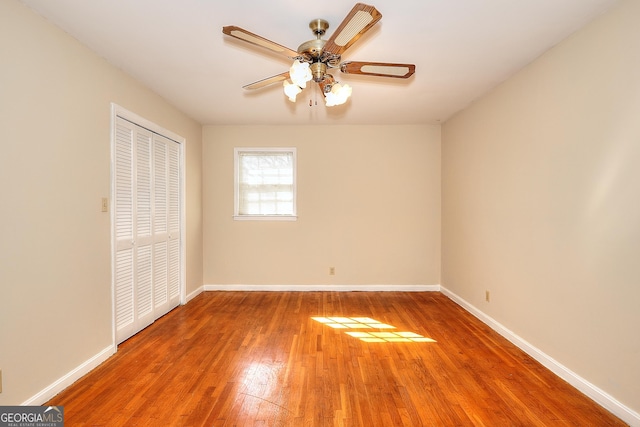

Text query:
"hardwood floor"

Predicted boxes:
[[46, 292, 627, 426]]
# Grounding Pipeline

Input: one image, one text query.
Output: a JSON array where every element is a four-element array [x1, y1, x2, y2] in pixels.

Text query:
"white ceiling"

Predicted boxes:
[[20, 0, 619, 126]]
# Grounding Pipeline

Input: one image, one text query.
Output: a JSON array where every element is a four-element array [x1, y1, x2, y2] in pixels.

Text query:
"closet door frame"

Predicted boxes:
[[110, 103, 186, 348]]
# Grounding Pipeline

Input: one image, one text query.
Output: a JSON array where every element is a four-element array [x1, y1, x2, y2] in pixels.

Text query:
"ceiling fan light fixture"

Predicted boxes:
[[283, 80, 302, 102], [325, 82, 352, 107], [289, 60, 312, 88], [309, 62, 327, 83]]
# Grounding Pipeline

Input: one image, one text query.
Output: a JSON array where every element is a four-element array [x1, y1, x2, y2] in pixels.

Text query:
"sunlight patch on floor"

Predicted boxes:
[[311, 317, 436, 343], [311, 317, 395, 329], [345, 331, 437, 343]]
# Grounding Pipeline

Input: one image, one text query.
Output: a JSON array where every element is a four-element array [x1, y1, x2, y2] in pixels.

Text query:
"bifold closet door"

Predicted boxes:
[[114, 117, 181, 344], [152, 134, 181, 319]]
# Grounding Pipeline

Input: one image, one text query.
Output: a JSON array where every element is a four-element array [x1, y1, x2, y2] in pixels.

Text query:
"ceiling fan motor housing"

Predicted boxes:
[[298, 19, 340, 83], [298, 19, 330, 58], [297, 38, 326, 59]]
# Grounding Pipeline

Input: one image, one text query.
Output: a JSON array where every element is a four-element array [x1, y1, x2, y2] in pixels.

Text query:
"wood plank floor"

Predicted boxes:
[[46, 292, 627, 426]]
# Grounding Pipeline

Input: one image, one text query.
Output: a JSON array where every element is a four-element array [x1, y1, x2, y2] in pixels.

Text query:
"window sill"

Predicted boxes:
[[233, 215, 298, 221]]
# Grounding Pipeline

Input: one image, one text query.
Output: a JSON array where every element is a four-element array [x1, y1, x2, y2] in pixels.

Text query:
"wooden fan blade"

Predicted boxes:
[[222, 26, 299, 59], [323, 3, 382, 55], [242, 72, 290, 90], [340, 61, 416, 78]]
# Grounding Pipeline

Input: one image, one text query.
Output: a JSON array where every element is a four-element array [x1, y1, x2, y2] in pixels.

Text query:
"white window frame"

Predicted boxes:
[[233, 147, 297, 221]]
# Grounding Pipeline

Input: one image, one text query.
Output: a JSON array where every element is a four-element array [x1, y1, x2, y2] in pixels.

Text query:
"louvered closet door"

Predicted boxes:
[[114, 119, 134, 342], [114, 118, 155, 343], [152, 134, 181, 318], [133, 126, 155, 331], [114, 117, 181, 344]]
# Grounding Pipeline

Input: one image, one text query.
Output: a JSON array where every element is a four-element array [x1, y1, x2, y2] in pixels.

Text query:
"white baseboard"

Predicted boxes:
[[185, 285, 204, 303], [440, 286, 640, 427], [204, 284, 441, 292], [22, 345, 115, 406]]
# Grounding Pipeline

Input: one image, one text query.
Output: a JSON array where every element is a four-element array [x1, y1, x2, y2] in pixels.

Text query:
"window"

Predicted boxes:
[[234, 148, 297, 220]]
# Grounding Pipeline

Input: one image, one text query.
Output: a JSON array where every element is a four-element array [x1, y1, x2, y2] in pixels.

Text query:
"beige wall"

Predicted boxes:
[[0, 0, 202, 405], [203, 125, 441, 287], [442, 0, 640, 415]]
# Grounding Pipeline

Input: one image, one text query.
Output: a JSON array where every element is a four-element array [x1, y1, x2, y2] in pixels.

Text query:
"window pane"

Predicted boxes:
[[237, 150, 295, 216]]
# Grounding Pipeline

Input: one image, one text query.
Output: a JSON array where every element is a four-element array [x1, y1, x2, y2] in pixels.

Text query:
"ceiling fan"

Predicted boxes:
[[222, 3, 416, 107]]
